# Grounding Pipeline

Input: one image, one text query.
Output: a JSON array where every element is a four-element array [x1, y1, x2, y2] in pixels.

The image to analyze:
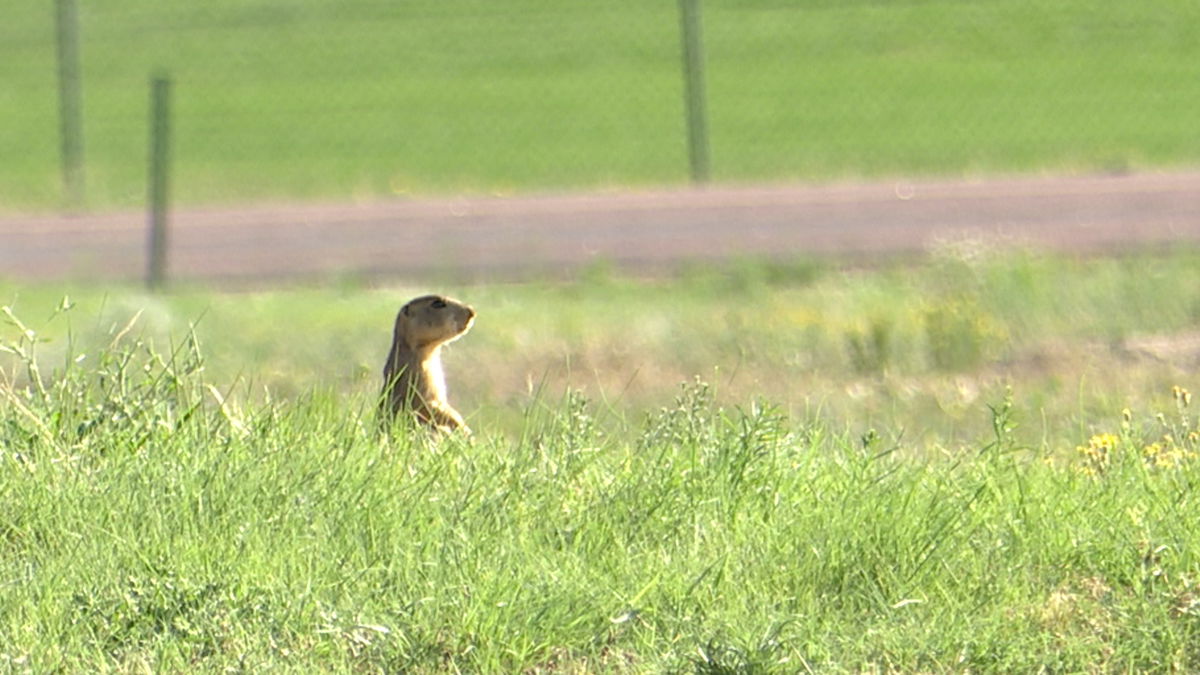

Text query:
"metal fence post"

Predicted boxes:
[[679, 0, 710, 184], [147, 75, 172, 289], [54, 0, 85, 209]]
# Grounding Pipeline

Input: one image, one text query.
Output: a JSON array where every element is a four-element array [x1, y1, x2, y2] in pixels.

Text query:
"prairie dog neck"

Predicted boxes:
[[388, 340, 447, 401]]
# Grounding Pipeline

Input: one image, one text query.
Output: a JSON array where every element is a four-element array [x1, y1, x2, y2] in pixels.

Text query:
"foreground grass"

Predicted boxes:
[[3, 251, 1200, 670], [2, 328, 1199, 671], [4, 0, 1199, 209]]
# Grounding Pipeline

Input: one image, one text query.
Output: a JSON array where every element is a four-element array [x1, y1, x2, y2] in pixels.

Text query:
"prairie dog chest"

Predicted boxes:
[[420, 350, 448, 400]]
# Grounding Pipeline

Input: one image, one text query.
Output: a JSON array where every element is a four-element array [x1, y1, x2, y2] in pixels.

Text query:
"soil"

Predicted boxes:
[[2, 170, 1198, 284]]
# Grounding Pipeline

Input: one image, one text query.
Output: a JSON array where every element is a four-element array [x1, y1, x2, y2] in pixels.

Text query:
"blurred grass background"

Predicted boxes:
[[6, 248, 1200, 450], [3, 0, 1199, 210]]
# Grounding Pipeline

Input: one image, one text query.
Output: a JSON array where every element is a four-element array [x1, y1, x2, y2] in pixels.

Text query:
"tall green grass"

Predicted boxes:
[[3, 0, 1198, 209], [3, 252, 1200, 670], [2, 309, 1199, 671]]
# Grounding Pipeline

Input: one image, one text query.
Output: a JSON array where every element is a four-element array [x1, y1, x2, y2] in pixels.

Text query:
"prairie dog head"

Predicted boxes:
[[394, 294, 476, 351]]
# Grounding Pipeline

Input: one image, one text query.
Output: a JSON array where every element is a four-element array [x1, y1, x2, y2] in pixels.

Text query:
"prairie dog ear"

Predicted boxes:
[[394, 306, 411, 338]]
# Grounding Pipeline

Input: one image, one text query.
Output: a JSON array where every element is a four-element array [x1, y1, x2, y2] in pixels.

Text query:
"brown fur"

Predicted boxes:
[[380, 294, 475, 432]]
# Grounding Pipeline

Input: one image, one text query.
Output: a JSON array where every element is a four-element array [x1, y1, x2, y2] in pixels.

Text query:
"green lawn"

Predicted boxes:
[[3, 0, 1198, 210], [3, 251, 1200, 670]]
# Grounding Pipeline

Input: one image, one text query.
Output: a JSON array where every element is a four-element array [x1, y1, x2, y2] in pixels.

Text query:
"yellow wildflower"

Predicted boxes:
[[1142, 433, 1196, 470], [1173, 386, 1192, 408], [1077, 433, 1119, 475]]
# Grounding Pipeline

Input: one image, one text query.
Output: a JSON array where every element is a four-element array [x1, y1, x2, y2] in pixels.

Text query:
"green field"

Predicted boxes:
[[3, 0, 1199, 210], [4, 250, 1200, 670]]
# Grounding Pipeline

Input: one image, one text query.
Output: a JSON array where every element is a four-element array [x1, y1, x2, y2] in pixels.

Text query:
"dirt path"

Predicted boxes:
[[2, 171, 1198, 284]]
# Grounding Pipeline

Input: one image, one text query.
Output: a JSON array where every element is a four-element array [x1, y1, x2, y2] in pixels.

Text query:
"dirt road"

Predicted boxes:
[[2, 171, 1198, 284]]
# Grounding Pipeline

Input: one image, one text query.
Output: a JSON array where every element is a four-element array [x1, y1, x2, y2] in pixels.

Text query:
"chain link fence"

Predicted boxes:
[[4, 0, 1198, 212]]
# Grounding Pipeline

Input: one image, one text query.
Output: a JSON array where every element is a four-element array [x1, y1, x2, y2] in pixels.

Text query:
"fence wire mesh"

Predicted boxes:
[[3, 0, 1198, 211]]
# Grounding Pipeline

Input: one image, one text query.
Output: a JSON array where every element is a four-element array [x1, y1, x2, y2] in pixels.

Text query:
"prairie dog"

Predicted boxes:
[[380, 294, 475, 432]]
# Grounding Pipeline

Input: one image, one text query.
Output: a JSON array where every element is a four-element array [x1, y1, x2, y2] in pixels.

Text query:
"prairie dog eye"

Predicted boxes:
[[431, 299, 447, 309]]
